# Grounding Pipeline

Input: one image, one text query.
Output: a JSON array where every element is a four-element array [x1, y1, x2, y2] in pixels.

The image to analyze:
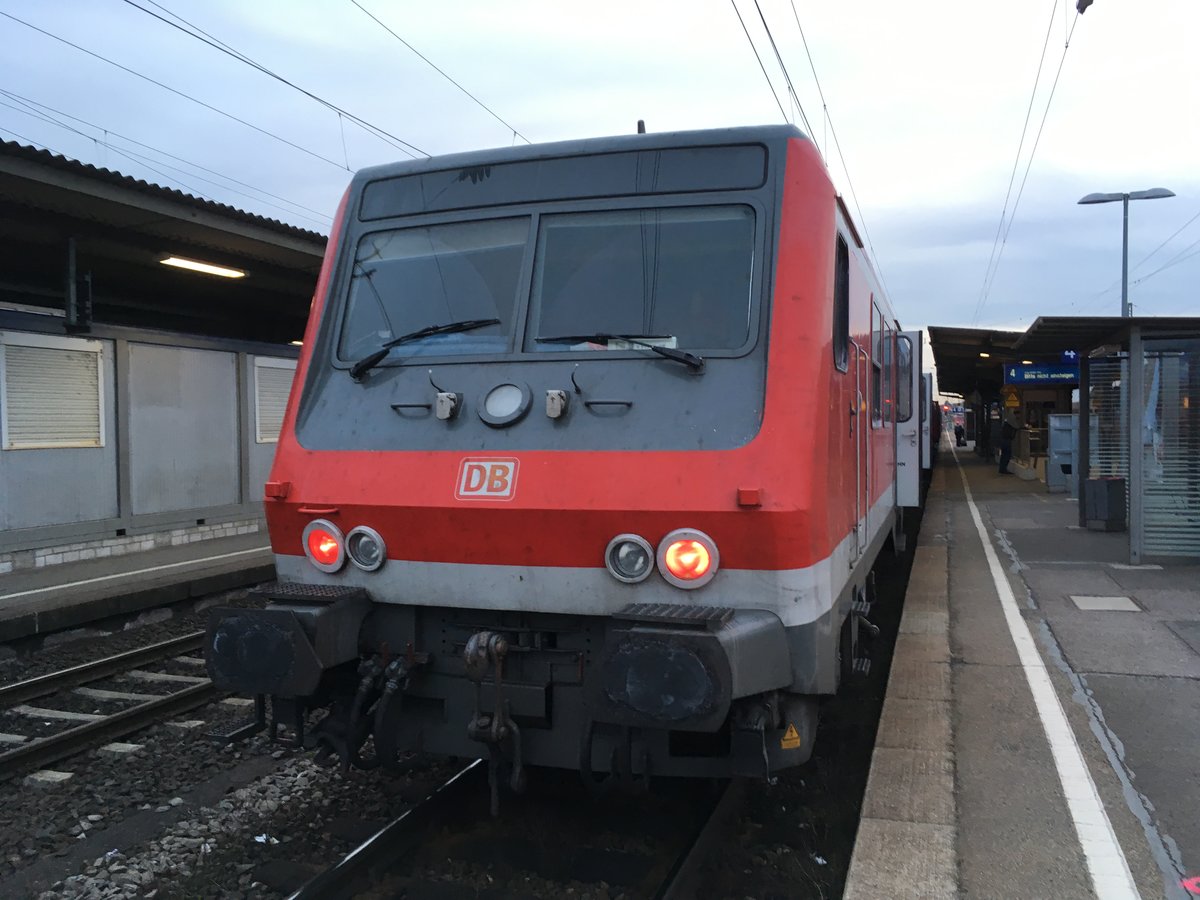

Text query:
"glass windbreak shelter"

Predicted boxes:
[[1019, 318, 1200, 563]]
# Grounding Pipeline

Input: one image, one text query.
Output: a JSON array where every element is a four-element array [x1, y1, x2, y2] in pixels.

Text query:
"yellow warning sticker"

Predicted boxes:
[[780, 723, 801, 750]]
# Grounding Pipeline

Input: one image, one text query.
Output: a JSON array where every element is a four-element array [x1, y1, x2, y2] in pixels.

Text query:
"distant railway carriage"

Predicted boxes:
[[206, 125, 930, 804]]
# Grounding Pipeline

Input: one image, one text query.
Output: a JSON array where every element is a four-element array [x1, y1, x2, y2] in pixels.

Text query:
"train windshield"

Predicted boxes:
[[528, 206, 755, 352], [338, 217, 528, 360], [336, 205, 756, 362]]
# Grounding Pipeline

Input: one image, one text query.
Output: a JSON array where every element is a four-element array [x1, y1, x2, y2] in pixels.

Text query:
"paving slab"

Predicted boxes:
[[891, 631, 950, 665], [953, 663, 1090, 898], [1135, 588, 1200, 619], [844, 820, 956, 900], [1108, 567, 1200, 591], [885, 658, 951, 702], [1003, 526, 1129, 564], [874, 698, 951, 754], [1084, 673, 1200, 884], [898, 610, 949, 634], [860, 747, 954, 826], [1070, 595, 1140, 612], [1048, 614, 1200, 678], [1166, 620, 1200, 656], [1023, 567, 1127, 603]]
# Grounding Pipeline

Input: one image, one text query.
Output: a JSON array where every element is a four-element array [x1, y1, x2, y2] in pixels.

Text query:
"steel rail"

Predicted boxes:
[[655, 778, 746, 900], [286, 759, 487, 900], [0, 680, 217, 780], [0, 631, 206, 706]]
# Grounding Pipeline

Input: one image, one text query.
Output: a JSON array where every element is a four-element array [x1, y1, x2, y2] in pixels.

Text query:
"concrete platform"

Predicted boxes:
[[846, 441, 1200, 900], [0, 532, 273, 642]]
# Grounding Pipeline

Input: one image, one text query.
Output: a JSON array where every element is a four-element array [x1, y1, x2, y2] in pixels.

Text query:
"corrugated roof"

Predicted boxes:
[[0, 139, 327, 242], [1016, 316, 1200, 355], [928, 325, 1024, 398]]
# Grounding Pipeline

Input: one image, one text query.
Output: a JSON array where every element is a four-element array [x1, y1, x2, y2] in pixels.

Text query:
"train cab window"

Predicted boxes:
[[896, 334, 913, 423], [871, 303, 883, 425], [337, 217, 528, 360], [528, 205, 754, 352], [833, 235, 849, 372]]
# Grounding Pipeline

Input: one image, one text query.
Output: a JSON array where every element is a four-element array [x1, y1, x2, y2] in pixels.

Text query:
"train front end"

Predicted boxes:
[[206, 126, 844, 790]]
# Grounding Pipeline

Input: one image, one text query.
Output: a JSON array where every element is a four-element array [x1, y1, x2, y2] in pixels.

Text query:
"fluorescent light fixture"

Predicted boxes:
[[1022, 359, 1034, 365], [160, 256, 246, 278], [979, 352, 990, 358], [289, 340, 303, 346]]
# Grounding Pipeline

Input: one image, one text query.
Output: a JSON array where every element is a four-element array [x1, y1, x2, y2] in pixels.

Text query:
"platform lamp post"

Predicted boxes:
[[1078, 188, 1175, 317]]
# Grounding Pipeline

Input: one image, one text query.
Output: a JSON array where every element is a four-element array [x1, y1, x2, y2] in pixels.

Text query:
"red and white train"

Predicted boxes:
[[207, 125, 932, 800]]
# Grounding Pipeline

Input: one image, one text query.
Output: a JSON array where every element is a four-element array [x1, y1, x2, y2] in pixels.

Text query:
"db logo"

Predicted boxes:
[[455, 458, 519, 501]]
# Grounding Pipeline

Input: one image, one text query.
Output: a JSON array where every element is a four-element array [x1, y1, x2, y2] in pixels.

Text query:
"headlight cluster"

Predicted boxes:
[[302, 520, 387, 573], [604, 528, 719, 589]]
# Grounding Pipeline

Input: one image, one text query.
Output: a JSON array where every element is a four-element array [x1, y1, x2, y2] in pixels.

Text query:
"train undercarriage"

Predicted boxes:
[[205, 582, 876, 812]]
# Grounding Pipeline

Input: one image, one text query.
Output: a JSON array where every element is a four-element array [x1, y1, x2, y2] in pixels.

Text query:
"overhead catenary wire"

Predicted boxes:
[[349, 0, 531, 146], [785, 0, 890, 299], [0, 88, 332, 226], [972, 0, 1060, 325], [1074, 206, 1200, 307], [0, 10, 352, 171], [729, 0, 788, 123], [1129, 233, 1200, 287], [749, 0, 817, 141], [974, 9, 1083, 324], [0, 119, 218, 204], [117, 0, 426, 159], [978, 12, 1081, 319]]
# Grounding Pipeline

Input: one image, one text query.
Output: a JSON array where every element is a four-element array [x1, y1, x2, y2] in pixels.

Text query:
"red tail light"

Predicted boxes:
[[302, 519, 345, 572], [656, 529, 719, 589], [663, 540, 711, 580]]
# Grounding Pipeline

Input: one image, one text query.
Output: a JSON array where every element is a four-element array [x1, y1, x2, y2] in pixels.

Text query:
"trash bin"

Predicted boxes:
[[1085, 477, 1126, 532]]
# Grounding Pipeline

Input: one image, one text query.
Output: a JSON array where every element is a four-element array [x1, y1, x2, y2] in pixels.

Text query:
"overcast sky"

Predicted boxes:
[[1, 0, 1197, 341]]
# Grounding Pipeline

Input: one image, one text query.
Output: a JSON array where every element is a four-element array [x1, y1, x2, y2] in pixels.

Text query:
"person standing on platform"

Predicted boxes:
[[998, 414, 1018, 474]]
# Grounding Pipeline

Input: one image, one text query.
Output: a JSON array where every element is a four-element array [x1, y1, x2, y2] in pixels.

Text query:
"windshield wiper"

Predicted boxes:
[[349, 317, 501, 381], [535, 333, 704, 372]]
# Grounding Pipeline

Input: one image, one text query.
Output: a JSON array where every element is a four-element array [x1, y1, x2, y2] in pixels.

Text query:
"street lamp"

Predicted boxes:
[[1078, 188, 1175, 317]]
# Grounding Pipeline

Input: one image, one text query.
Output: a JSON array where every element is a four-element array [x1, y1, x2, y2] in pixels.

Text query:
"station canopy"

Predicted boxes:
[[1016, 316, 1200, 356], [927, 326, 1024, 400], [930, 317, 1200, 403], [0, 141, 327, 344]]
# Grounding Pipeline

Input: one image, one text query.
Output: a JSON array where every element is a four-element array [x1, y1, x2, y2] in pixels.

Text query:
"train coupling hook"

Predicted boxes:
[[464, 630, 525, 815]]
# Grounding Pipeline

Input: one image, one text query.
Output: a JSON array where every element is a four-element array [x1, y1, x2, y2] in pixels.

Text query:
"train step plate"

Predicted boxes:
[[253, 582, 368, 604], [613, 603, 735, 631]]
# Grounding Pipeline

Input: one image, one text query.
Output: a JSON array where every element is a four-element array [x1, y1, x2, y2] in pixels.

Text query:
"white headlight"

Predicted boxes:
[[604, 534, 654, 583], [346, 526, 386, 572]]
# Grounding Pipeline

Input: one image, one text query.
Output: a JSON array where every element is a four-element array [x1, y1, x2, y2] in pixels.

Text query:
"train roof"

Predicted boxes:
[[353, 124, 809, 183]]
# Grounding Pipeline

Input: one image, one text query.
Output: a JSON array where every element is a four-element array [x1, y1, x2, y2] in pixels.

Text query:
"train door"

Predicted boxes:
[[851, 338, 869, 563], [921, 373, 933, 469], [896, 330, 922, 507]]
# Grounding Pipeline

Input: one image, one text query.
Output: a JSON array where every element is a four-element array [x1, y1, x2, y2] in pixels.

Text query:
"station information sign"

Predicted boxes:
[[1003, 363, 1079, 385]]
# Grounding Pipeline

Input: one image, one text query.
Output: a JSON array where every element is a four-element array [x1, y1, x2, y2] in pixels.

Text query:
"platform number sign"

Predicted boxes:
[[456, 458, 519, 501]]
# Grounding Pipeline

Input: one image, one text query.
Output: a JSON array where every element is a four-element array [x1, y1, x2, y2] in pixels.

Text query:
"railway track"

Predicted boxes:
[[0, 631, 217, 780], [286, 761, 744, 900]]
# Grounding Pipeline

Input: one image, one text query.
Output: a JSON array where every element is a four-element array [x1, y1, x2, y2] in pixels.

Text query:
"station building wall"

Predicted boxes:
[[0, 314, 297, 574]]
